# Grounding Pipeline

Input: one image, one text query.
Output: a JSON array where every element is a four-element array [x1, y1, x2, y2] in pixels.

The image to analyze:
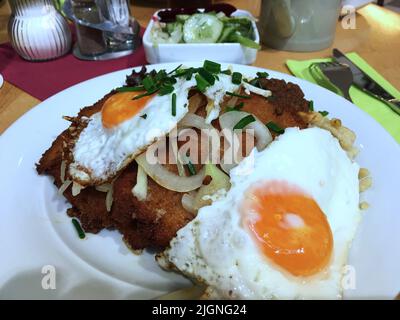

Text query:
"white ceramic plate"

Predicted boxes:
[[0, 63, 399, 300]]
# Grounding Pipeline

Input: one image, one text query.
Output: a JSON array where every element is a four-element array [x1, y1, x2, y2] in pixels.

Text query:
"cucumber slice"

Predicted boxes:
[[176, 14, 190, 23], [183, 14, 223, 43], [151, 22, 183, 44]]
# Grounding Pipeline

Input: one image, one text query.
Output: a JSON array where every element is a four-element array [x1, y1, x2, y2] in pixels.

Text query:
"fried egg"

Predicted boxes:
[[161, 127, 361, 299], [68, 73, 239, 185]]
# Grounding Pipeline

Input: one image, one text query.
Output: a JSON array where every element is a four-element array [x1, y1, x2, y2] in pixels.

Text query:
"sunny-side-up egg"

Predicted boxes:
[[68, 72, 239, 185], [161, 127, 361, 299]]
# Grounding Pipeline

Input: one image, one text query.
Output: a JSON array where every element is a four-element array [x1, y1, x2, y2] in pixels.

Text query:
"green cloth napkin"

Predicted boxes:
[[286, 53, 400, 144]]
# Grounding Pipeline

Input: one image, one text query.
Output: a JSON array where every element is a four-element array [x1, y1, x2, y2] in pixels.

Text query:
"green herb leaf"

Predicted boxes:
[[226, 91, 251, 99], [266, 121, 285, 134], [171, 93, 177, 116], [233, 115, 256, 130], [72, 218, 85, 239], [319, 110, 329, 117], [142, 76, 155, 91], [203, 60, 221, 74], [187, 160, 197, 176], [309, 100, 314, 111], [231, 72, 242, 85], [221, 69, 232, 75], [198, 68, 216, 86], [116, 86, 144, 92], [195, 74, 210, 92], [158, 85, 174, 96], [132, 88, 158, 100], [154, 70, 167, 82], [168, 64, 183, 75], [256, 72, 269, 78]]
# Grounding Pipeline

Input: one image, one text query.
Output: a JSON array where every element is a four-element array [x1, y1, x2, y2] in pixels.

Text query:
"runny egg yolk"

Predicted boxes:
[[101, 91, 154, 128], [242, 180, 333, 277]]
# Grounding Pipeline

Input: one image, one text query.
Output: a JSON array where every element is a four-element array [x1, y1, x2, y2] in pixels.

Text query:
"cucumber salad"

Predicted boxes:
[[151, 11, 260, 49]]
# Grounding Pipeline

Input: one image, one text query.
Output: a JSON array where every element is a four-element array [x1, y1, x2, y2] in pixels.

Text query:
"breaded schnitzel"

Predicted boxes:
[[37, 68, 312, 251]]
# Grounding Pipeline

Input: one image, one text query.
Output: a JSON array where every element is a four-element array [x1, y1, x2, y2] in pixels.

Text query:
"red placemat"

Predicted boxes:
[[0, 30, 147, 101]]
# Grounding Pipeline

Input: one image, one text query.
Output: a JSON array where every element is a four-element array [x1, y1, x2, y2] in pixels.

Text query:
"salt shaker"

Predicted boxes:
[[8, 0, 72, 61]]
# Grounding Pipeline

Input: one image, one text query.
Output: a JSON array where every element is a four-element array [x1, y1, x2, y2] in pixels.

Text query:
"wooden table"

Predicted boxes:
[[1, 1, 399, 134]]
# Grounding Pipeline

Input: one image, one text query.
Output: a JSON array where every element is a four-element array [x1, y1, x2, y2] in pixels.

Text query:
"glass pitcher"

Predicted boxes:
[[259, 0, 342, 52]]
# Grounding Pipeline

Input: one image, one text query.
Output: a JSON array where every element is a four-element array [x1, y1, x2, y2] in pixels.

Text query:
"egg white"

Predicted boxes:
[[163, 127, 361, 299], [68, 73, 239, 185]]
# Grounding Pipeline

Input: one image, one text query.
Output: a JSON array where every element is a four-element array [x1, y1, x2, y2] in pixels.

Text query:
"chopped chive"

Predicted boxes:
[[195, 74, 210, 92], [116, 86, 144, 92], [186, 71, 193, 81], [309, 100, 314, 111], [221, 69, 232, 75], [231, 72, 242, 85], [142, 76, 155, 91], [173, 67, 199, 78], [233, 115, 256, 130], [168, 64, 183, 75], [319, 110, 329, 117], [225, 102, 244, 112], [132, 88, 158, 100], [158, 85, 174, 96], [266, 121, 285, 134], [173, 68, 189, 78], [256, 71, 269, 78], [198, 68, 215, 86], [163, 77, 177, 85], [248, 78, 260, 88], [226, 91, 251, 99], [171, 93, 177, 116], [72, 218, 85, 239], [140, 114, 147, 119], [187, 160, 197, 176], [203, 60, 221, 74]]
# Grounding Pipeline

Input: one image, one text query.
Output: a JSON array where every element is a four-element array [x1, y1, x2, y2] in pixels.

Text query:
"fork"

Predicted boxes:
[[309, 61, 354, 102]]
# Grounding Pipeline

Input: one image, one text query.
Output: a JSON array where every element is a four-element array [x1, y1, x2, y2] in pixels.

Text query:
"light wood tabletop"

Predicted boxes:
[[0, 1, 399, 134]]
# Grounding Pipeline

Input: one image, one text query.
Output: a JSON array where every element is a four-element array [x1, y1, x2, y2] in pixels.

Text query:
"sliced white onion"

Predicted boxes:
[[60, 160, 66, 183], [181, 164, 230, 214], [58, 179, 72, 195], [219, 111, 272, 173], [170, 136, 186, 177], [95, 183, 112, 193], [72, 181, 84, 196], [105, 187, 113, 212], [178, 113, 215, 131], [242, 81, 272, 98], [132, 164, 148, 201], [136, 152, 205, 192], [219, 111, 272, 150]]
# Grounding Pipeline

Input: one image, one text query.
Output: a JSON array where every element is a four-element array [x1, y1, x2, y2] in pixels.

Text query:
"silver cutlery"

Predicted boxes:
[[310, 61, 354, 102], [332, 48, 400, 115]]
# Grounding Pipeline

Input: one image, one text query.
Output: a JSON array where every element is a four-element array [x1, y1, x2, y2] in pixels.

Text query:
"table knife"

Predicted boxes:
[[332, 48, 400, 115]]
